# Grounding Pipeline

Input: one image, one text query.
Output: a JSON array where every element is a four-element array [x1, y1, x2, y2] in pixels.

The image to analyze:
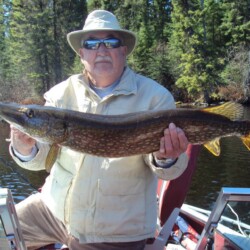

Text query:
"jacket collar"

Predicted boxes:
[[112, 67, 137, 96], [79, 67, 138, 98]]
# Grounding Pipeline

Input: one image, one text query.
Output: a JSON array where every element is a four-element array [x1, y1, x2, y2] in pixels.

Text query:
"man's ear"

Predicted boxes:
[[122, 46, 128, 56]]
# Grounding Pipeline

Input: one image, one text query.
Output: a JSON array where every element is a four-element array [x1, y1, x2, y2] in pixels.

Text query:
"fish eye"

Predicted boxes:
[[26, 109, 35, 118]]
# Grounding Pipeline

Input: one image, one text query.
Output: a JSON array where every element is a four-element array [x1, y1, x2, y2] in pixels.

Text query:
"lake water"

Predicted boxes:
[[185, 106, 250, 208], [0, 106, 249, 219]]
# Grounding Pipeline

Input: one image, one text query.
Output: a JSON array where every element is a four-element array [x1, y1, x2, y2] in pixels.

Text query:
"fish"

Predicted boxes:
[[0, 101, 249, 161]]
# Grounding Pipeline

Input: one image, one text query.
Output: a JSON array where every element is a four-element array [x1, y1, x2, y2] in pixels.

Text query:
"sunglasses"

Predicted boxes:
[[83, 38, 122, 50]]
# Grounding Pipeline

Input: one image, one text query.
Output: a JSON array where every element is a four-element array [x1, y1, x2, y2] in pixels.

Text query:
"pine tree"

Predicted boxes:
[[2, 0, 250, 102], [218, 0, 250, 102], [7, 0, 87, 97], [114, 0, 173, 88], [219, 0, 250, 46], [87, 0, 102, 11], [168, 0, 226, 102], [0, 0, 10, 80], [0, 0, 12, 100], [147, 0, 173, 88]]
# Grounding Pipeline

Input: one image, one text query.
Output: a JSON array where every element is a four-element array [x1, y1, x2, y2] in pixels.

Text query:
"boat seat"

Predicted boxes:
[[145, 144, 201, 249]]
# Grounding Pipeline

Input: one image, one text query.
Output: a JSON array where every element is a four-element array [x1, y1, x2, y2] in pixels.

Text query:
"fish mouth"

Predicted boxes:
[[0, 102, 27, 128], [0, 102, 62, 143]]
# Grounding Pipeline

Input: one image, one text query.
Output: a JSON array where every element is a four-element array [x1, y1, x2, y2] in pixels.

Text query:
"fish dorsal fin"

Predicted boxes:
[[202, 102, 244, 121], [204, 138, 221, 156]]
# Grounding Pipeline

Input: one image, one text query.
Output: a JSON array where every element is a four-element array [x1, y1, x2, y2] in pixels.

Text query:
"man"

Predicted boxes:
[[10, 10, 189, 250]]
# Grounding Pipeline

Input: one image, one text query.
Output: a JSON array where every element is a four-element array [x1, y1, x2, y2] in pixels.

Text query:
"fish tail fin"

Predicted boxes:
[[203, 102, 244, 121], [204, 138, 221, 156], [241, 135, 250, 151]]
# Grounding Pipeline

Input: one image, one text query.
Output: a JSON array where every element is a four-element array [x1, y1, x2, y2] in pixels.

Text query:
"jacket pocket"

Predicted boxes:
[[94, 178, 146, 236], [42, 162, 73, 223]]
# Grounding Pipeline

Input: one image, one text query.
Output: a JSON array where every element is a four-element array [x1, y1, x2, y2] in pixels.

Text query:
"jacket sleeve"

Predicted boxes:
[[142, 84, 189, 180], [9, 142, 50, 171], [9, 77, 77, 172], [143, 152, 189, 180]]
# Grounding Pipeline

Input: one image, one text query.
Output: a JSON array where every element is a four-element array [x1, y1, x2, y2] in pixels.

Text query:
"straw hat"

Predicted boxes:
[[67, 10, 137, 56]]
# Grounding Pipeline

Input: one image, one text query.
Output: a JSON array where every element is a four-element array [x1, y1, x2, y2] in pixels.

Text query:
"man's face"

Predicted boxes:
[[79, 31, 127, 84]]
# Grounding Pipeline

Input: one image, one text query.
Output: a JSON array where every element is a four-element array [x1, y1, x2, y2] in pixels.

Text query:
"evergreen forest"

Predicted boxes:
[[0, 0, 250, 104]]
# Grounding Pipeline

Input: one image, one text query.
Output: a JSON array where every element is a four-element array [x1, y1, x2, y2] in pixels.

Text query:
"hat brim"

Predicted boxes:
[[67, 29, 137, 56]]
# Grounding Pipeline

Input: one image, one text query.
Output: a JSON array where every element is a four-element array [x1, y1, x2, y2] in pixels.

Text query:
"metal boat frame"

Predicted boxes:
[[146, 187, 250, 250], [195, 187, 250, 250], [0, 188, 27, 250]]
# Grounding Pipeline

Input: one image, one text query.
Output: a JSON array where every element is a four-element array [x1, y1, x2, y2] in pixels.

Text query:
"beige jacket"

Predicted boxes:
[[11, 67, 188, 243]]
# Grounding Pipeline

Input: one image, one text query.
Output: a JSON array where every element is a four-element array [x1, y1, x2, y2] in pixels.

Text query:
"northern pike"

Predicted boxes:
[[0, 101, 249, 160]]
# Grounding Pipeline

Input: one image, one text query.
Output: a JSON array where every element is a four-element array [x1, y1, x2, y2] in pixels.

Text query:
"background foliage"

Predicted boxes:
[[0, 0, 249, 104]]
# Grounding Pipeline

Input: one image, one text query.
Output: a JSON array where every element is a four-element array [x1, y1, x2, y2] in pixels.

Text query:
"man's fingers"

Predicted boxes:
[[154, 123, 189, 160], [168, 123, 180, 151], [159, 137, 165, 154], [177, 127, 189, 151]]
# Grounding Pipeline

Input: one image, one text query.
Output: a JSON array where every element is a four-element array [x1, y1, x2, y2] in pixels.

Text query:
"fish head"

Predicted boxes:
[[0, 102, 67, 143]]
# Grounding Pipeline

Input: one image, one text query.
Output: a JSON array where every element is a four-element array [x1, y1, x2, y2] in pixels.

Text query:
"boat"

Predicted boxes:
[[145, 145, 250, 250], [0, 145, 249, 250], [145, 187, 250, 250]]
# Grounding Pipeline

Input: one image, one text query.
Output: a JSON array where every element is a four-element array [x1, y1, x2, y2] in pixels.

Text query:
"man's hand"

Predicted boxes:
[[153, 123, 189, 160], [10, 125, 36, 156]]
